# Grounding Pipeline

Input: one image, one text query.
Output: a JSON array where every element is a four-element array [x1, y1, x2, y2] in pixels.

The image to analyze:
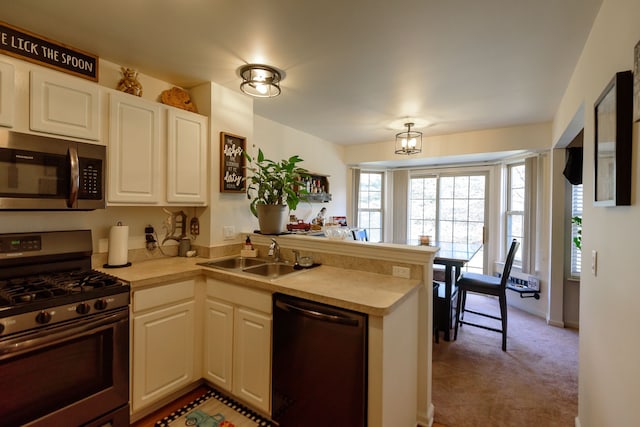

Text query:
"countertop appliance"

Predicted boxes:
[[0, 230, 130, 427], [0, 130, 105, 210], [272, 293, 367, 427]]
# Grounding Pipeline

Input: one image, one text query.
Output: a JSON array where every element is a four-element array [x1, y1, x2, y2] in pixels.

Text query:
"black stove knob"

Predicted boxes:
[[36, 311, 52, 324], [76, 303, 91, 315], [94, 299, 108, 310]]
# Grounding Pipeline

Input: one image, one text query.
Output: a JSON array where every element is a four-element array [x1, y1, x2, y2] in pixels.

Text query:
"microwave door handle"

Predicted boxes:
[[67, 145, 79, 208]]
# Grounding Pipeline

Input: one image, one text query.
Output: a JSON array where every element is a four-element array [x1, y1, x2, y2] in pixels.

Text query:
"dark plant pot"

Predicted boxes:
[[257, 204, 288, 234]]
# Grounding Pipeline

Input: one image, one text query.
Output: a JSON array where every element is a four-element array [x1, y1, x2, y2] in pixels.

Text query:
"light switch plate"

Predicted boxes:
[[591, 250, 597, 276], [223, 225, 236, 240], [392, 266, 411, 279]]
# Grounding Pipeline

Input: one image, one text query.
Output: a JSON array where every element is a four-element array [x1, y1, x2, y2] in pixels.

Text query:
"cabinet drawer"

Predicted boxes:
[[206, 279, 271, 314], [133, 280, 195, 312]]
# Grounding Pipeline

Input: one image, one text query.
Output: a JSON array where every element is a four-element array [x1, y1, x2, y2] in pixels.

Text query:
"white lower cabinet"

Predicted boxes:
[[132, 280, 197, 413], [204, 279, 272, 414]]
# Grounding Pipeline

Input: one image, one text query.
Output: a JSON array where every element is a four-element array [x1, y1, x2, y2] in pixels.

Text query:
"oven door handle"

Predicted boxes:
[[0, 309, 128, 359], [67, 145, 79, 208]]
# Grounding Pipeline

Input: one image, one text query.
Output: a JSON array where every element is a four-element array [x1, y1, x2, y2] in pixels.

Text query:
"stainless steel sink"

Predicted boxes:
[[197, 257, 268, 269], [242, 262, 297, 278]]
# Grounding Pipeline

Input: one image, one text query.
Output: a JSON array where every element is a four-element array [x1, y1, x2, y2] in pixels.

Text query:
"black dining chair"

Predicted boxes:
[[454, 239, 519, 351], [352, 229, 368, 241]]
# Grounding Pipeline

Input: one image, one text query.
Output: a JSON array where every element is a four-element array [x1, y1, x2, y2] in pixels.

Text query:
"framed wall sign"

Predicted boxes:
[[220, 132, 246, 193], [634, 40, 640, 122], [594, 70, 633, 206]]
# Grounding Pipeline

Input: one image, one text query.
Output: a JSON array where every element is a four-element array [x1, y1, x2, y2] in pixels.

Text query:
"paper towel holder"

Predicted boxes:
[[103, 221, 132, 268]]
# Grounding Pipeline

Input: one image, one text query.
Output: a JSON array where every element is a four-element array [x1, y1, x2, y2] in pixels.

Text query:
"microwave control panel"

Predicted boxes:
[[78, 158, 102, 200]]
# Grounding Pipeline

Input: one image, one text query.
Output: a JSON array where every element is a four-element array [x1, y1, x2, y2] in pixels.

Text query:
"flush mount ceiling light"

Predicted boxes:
[[395, 122, 422, 155], [239, 64, 282, 98]]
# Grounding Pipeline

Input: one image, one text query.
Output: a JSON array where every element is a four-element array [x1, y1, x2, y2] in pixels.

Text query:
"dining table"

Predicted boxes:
[[431, 241, 483, 341]]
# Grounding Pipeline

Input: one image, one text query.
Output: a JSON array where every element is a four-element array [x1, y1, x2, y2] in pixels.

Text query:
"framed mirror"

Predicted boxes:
[[594, 70, 633, 206]]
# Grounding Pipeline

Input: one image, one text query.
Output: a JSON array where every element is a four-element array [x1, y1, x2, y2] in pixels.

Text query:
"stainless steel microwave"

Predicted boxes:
[[0, 130, 105, 210]]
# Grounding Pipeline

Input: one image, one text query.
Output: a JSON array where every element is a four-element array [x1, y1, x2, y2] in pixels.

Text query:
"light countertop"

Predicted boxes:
[[97, 256, 421, 316]]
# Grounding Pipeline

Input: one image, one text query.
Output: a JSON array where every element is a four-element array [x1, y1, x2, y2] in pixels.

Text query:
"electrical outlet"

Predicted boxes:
[[591, 250, 597, 276], [392, 266, 411, 279], [223, 225, 235, 240], [145, 225, 157, 250], [190, 217, 200, 236]]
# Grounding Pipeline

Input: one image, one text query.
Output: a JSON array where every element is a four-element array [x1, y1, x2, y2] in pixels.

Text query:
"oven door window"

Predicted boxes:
[[0, 148, 68, 198], [0, 327, 115, 425]]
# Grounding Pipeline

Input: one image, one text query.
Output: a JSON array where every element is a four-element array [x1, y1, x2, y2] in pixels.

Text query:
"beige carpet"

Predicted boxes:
[[432, 293, 578, 427]]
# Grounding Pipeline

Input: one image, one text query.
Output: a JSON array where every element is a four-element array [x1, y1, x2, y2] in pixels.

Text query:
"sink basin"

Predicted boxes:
[[242, 262, 297, 278], [197, 257, 267, 269]]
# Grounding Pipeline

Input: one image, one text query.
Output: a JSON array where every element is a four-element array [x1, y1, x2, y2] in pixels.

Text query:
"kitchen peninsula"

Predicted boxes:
[[100, 234, 437, 427]]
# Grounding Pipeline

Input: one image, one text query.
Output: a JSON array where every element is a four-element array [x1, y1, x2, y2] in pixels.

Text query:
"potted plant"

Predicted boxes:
[[244, 149, 309, 234]]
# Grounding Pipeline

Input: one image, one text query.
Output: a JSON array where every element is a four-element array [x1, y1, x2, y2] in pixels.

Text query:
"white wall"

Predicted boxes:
[[344, 122, 551, 165], [253, 115, 347, 225], [189, 83, 347, 245], [552, 0, 640, 425]]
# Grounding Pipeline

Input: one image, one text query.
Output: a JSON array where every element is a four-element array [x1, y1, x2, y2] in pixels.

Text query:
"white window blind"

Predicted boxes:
[[570, 184, 583, 276], [357, 171, 384, 242]]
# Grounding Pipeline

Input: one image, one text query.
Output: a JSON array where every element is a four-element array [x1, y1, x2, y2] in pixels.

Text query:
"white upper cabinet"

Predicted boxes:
[[0, 61, 15, 128], [107, 89, 208, 206], [108, 91, 161, 204], [30, 70, 100, 140], [166, 108, 207, 204]]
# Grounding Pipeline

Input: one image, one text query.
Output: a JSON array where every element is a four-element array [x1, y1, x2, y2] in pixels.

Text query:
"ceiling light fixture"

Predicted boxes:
[[395, 122, 422, 155], [239, 64, 282, 98]]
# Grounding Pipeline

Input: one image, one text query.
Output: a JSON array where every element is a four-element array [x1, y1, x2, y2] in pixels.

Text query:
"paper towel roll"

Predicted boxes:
[[108, 224, 129, 266]]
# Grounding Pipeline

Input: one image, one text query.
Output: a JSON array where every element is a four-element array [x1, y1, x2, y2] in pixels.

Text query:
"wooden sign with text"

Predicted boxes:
[[220, 132, 246, 193], [0, 21, 99, 81]]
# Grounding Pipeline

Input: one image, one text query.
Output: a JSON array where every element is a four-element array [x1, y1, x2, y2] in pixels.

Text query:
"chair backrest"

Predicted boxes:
[[352, 228, 368, 241], [499, 239, 520, 288]]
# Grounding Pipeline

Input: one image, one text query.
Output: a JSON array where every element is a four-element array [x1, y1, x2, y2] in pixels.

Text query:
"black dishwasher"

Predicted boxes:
[[272, 293, 368, 427]]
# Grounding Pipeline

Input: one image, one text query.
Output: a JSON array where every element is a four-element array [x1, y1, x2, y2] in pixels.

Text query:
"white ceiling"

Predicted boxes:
[[1, 0, 602, 147]]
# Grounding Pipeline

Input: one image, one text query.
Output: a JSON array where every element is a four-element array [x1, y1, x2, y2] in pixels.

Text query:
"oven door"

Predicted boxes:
[[0, 308, 129, 427]]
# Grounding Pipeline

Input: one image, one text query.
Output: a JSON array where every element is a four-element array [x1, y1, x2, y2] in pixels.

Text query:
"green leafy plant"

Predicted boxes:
[[244, 149, 309, 217], [571, 215, 582, 250]]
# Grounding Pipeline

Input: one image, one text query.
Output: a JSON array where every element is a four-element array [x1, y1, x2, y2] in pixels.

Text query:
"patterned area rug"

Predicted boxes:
[[154, 387, 273, 427]]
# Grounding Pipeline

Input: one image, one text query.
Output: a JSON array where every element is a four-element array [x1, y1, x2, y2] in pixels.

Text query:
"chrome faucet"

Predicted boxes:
[[269, 238, 281, 262]]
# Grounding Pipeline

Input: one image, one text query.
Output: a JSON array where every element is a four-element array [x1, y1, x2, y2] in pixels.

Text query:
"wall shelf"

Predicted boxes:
[[300, 173, 332, 203]]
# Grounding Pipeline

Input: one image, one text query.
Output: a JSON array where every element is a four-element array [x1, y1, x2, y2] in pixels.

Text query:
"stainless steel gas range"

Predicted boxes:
[[0, 230, 130, 427]]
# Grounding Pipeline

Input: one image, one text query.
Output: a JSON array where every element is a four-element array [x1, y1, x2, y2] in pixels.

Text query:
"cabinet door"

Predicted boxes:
[[30, 70, 100, 140], [166, 108, 207, 204], [233, 307, 272, 414], [0, 61, 15, 128], [108, 92, 161, 204], [132, 300, 196, 412], [204, 298, 234, 392]]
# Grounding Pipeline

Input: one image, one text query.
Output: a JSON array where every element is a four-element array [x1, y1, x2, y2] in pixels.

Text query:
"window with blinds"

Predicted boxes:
[[506, 163, 525, 266], [358, 172, 384, 242], [570, 184, 583, 276]]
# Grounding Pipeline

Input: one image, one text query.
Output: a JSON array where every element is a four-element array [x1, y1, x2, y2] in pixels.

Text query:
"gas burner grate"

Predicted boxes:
[[0, 270, 124, 307]]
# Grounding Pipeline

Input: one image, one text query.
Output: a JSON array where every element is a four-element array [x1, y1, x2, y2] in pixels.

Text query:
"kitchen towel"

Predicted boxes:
[[107, 223, 129, 266]]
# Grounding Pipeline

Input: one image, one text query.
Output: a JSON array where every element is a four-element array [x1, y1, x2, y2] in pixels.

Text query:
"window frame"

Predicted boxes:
[[505, 162, 525, 267], [408, 170, 488, 274], [357, 170, 385, 242], [569, 183, 583, 278]]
